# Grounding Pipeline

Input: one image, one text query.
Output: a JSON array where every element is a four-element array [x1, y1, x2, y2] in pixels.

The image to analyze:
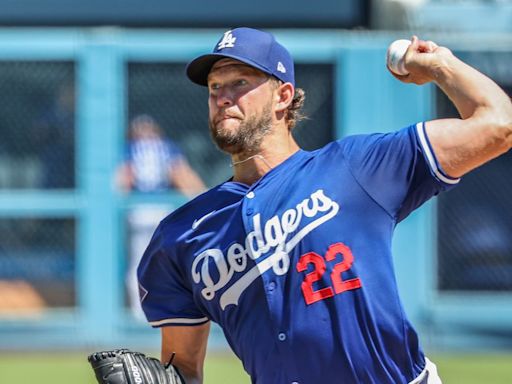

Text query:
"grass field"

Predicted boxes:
[[0, 351, 510, 383]]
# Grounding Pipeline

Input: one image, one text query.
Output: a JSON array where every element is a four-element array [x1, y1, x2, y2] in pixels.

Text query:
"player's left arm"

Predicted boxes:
[[161, 322, 211, 384], [393, 36, 512, 178]]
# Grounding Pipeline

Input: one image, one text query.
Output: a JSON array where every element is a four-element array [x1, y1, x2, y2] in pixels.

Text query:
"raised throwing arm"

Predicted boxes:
[[394, 36, 512, 178], [161, 323, 211, 384]]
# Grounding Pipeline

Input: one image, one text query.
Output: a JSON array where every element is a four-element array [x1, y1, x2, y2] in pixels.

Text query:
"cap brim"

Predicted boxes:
[[186, 53, 272, 86]]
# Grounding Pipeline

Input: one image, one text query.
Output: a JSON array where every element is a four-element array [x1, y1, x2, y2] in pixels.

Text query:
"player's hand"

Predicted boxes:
[[389, 36, 454, 85]]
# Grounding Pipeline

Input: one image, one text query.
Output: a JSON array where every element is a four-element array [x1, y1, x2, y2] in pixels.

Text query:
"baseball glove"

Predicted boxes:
[[88, 349, 185, 384]]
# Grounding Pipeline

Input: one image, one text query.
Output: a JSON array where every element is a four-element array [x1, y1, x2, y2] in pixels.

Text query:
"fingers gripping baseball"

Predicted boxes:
[[88, 349, 185, 384], [388, 36, 452, 85]]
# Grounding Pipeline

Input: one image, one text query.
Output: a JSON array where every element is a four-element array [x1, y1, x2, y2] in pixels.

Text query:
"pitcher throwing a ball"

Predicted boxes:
[[91, 28, 512, 384]]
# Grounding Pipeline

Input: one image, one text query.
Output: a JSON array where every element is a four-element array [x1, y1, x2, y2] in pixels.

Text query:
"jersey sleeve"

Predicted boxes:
[[137, 223, 209, 327], [341, 122, 460, 222]]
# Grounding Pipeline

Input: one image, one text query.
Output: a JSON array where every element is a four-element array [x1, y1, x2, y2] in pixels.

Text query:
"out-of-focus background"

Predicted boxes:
[[0, 0, 511, 383]]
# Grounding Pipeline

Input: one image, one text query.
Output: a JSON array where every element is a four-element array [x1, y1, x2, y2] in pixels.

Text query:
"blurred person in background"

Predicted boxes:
[[117, 114, 205, 195], [117, 114, 205, 319]]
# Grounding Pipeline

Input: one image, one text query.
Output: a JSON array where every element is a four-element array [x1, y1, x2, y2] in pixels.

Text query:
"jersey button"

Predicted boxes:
[[246, 191, 255, 199], [246, 208, 254, 216], [278, 332, 286, 341], [268, 281, 276, 290]]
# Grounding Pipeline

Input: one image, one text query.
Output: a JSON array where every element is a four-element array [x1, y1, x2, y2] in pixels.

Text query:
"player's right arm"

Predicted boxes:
[[161, 322, 210, 384], [394, 36, 512, 178]]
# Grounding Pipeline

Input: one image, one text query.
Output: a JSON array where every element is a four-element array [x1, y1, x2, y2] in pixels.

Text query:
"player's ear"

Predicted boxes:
[[274, 82, 294, 113]]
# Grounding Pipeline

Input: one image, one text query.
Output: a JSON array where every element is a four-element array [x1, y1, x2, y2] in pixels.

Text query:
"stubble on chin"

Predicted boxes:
[[209, 104, 272, 155]]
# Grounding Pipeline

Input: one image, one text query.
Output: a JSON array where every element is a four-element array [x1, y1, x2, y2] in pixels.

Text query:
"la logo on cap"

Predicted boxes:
[[218, 30, 237, 50]]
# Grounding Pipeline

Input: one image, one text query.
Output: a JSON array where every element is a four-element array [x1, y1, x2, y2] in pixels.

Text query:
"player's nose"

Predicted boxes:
[[215, 88, 235, 108]]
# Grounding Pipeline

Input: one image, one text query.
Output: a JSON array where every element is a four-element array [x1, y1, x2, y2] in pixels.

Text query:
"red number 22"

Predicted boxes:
[[296, 242, 362, 305]]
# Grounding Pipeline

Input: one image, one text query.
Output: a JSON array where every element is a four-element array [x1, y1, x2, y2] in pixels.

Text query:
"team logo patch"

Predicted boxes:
[[138, 283, 149, 303], [217, 30, 237, 50], [277, 61, 286, 73]]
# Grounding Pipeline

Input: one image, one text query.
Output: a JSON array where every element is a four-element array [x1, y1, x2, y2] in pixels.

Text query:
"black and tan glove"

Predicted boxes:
[[88, 349, 185, 384]]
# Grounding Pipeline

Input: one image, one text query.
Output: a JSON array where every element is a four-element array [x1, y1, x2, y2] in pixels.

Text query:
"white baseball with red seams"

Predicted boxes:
[[387, 39, 411, 75]]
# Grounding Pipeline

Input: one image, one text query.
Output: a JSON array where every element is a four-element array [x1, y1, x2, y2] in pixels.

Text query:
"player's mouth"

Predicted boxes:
[[215, 114, 242, 125]]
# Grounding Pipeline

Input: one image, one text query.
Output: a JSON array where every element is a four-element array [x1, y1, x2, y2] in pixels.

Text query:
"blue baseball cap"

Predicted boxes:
[[186, 27, 295, 87]]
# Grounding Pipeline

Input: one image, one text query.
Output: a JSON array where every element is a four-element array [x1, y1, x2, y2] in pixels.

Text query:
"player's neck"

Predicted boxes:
[[231, 134, 300, 185]]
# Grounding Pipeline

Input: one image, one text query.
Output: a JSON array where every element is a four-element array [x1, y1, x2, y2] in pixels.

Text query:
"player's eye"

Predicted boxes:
[[233, 79, 248, 87], [209, 83, 220, 91]]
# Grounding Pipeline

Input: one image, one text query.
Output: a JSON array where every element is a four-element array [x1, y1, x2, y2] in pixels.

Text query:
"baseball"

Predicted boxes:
[[386, 39, 411, 76]]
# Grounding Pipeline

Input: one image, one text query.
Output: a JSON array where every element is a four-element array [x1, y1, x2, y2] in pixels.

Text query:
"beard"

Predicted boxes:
[[209, 103, 272, 155]]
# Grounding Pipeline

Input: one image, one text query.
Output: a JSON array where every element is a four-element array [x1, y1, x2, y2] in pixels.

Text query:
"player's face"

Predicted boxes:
[[207, 59, 276, 154]]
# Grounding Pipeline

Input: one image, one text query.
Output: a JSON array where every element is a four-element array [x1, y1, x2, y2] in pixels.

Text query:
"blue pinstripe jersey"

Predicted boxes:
[[138, 123, 459, 384]]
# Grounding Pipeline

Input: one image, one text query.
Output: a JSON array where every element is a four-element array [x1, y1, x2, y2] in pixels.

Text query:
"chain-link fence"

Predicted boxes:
[[0, 61, 76, 314], [436, 51, 512, 292], [0, 61, 75, 189], [0, 218, 75, 312]]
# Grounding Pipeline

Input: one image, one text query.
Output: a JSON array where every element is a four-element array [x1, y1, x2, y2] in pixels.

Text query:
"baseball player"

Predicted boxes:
[[89, 28, 512, 384]]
